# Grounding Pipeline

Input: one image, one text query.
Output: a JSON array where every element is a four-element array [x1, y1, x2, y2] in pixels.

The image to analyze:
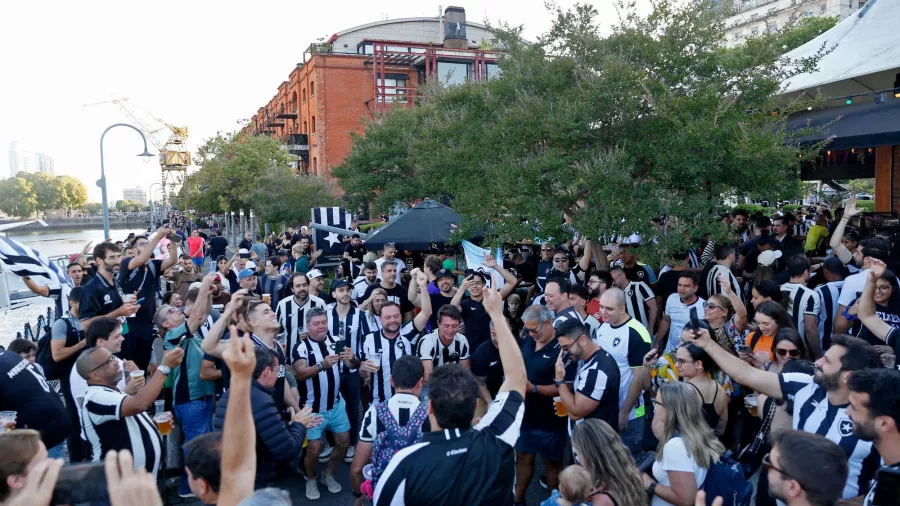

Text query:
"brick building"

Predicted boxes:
[[246, 7, 499, 182]]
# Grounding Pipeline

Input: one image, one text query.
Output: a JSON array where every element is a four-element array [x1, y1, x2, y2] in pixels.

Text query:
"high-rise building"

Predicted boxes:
[[723, 0, 864, 47], [122, 186, 148, 204], [7, 141, 30, 178], [35, 153, 55, 175]]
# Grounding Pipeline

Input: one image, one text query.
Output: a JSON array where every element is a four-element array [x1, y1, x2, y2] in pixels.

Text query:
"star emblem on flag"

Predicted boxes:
[[324, 232, 341, 247]]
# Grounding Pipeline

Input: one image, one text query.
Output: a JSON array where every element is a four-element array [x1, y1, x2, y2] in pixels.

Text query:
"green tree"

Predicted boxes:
[[0, 177, 38, 218], [182, 131, 338, 225], [332, 1, 828, 259], [81, 202, 103, 215], [55, 175, 88, 210], [839, 178, 875, 195], [115, 200, 148, 213], [774, 16, 838, 52], [18, 172, 59, 212]]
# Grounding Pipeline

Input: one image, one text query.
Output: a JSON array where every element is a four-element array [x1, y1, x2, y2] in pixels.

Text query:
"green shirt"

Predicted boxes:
[[442, 258, 455, 270], [294, 255, 311, 274], [164, 321, 215, 404]]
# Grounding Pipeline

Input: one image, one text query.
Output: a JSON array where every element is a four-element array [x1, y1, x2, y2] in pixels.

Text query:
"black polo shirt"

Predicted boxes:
[[0, 352, 70, 449], [79, 271, 124, 321], [118, 258, 163, 323], [521, 337, 576, 431], [470, 341, 503, 398], [427, 292, 454, 330], [459, 296, 492, 350], [344, 243, 366, 262], [374, 391, 524, 505]]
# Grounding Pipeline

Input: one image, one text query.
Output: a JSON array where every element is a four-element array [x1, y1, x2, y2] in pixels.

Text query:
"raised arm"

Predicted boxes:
[[160, 239, 179, 273], [451, 275, 474, 310], [482, 282, 526, 396], [217, 327, 256, 506], [577, 240, 592, 279], [859, 260, 893, 342], [683, 327, 783, 400], [412, 271, 433, 331], [186, 273, 216, 334], [121, 348, 183, 417], [484, 253, 520, 299], [719, 274, 747, 332], [829, 196, 859, 265], [21, 276, 50, 297], [127, 226, 169, 271], [407, 268, 422, 307], [201, 291, 246, 357]]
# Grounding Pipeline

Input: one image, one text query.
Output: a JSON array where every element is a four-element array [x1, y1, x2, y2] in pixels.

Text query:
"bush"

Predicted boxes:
[[857, 200, 876, 213], [782, 204, 802, 214], [360, 222, 385, 232], [731, 204, 770, 216]]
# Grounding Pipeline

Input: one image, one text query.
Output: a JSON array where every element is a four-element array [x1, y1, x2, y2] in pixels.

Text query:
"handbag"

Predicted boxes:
[[737, 397, 777, 477]]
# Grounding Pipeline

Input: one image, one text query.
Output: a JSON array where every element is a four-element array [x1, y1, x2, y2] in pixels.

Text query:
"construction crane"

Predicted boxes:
[[82, 97, 191, 202]]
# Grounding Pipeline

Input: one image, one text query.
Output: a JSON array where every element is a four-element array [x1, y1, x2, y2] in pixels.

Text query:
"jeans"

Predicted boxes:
[[47, 442, 66, 459], [622, 416, 649, 467], [173, 397, 214, 495]]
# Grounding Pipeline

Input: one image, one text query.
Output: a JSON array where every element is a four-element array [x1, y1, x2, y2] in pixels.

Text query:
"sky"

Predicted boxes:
[[0, 0, 646, 203]]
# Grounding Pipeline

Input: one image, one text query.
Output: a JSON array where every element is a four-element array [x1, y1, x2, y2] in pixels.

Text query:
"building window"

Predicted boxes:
[[819, 3, 826, 13], [437, 61, 472, 86], [310, 81, 315, 96], [302, 89, 306, 103], [303, 120, 307, 134], [485, 63, 502, 79], [768, 7, 776, 15], [734, 31, 743, 40], [378, 74, 408, 103], [767, 22, 777, 31], [359, 42, 374, 55], [311, 116, 316, 134], [750, 13, 759, 20], [751, 26, 760, 36], [312, 157, 317, 176], [803, 8, 813, 17]]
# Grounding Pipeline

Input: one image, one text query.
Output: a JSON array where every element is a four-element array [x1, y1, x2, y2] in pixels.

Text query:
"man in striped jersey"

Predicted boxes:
[[417, 304, 471, 391], [780, 256, 822, 357], [292, 307, 357, 499], [610, 266, 658, 334], [76, 344, 184, 476], [276, 272, 326, 359], [816, 257, 845, 351], [352, 261, 379, 303], [545, 278, 583, 329], [702, 244, 741, 302], [685, 329, 882, 499], [360, 273, 432, 405]]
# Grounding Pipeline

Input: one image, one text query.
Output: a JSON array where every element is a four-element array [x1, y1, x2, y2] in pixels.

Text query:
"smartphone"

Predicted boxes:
[[689, 307, 700, 332], [166, 233, 182, 243], [240, 253, 251, 259], [737, 345, 754, 355], [135, 298, 145, 305], [873, 466, 900, 506], [334, 340, 346, 354], [51, 462, 108, 505]]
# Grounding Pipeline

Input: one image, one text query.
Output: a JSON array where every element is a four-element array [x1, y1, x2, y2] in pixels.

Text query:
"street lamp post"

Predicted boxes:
[[149, 183, 162, 227], [99, 123, 155, 239]]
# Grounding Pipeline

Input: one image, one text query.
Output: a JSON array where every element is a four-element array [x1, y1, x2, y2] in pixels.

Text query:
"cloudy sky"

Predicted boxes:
[[0, 0, 646, 203]]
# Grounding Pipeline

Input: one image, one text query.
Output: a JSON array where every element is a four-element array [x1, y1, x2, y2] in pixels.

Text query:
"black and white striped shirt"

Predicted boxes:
[[249, 333, 288, 413], [416, 331, 470, 368], [352, 276, 377, 303], [779, 373, 880, 498], [373, 391, 525, 505], [622, 281, 655, 332], [81, 385, 162, 475], [781, 282, 820, 344], [360, 322, 420, 404], [569, 349, 621, 435], [291, 334, 342, 413], [359, 392, 424, 442], [705, 264, 741, 301], [326, 303, 370, 373], [276, 295, 326, 356], [552, 306, 583, 329], [687, 249, 701, 269], [792, 221, 811, 237], [816, 280, 844, 351]]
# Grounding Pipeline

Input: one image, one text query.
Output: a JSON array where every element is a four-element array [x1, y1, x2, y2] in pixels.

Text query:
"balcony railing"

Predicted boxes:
[[276, 105, 298, 119]]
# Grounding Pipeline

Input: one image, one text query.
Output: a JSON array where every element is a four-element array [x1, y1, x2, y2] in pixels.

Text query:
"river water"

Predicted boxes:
[[1, 227, 148, 345]]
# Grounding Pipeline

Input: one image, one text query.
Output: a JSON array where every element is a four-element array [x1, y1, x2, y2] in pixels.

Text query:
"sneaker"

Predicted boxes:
[[318, 443, 333, 463], [306, 479, 321, 500], [539, 475, 548, 489], [321, 473, 342, 494], [344, 445, 356, 463]]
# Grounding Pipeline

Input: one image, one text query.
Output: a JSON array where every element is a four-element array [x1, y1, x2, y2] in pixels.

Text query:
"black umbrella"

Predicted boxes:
[[365, 199, 462, 250]]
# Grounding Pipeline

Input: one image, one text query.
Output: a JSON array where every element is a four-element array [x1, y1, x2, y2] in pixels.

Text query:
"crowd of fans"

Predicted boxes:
[[1, 197, 899, 506]]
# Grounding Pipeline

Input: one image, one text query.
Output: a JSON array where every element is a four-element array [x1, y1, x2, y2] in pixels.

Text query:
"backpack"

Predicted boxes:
[[37, 317, 78, 381], [701, 451, 753, 506], [370, 401, 429, 487]]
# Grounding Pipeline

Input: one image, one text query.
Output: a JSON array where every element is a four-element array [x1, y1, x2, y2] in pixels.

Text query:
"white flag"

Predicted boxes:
[[461, 240, 504, 289]]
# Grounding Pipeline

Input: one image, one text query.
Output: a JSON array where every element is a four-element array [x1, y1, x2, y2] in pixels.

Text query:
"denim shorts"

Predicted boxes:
[[517, 427, 566, 462], [307, 397, 351, 441]]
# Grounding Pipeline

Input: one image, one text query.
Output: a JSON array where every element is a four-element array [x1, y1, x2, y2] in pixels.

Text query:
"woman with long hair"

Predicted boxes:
[[742, 301, 795, 364], [359, 287, 388, 331], [749, 280, 781, 311], [643, 382, 725, 506], [856, 268, 900, 345], [675, 342, 728, 437], [571, 419, 646, 506]]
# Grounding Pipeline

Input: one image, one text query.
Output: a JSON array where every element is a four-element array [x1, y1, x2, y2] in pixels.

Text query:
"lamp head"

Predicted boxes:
[[138, 150, 155, 164]]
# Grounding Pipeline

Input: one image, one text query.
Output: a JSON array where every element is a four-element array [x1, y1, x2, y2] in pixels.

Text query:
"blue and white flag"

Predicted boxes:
[[0, 236, 72, 288], [461, 240, 504, 289]]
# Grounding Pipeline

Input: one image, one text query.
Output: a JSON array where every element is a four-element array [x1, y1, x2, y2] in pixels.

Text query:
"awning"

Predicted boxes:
[[365, 198, 463, 250], [787, 99, 900, 150]]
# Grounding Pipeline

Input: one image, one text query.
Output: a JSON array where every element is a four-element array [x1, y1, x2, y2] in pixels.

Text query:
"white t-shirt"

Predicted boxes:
[[663, 295, 706, 353], [651, 437, 708, 506], [837, 269, 870, 309]]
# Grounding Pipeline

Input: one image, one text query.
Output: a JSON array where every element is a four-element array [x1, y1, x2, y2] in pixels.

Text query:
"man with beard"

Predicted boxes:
[[362, 262, 414, 317], [450, 255, 519, 350], [352, 261, 379, 303], [684, 329, 882, 499], [119, 227, 179, 370], [342, 234, 367, 281], [765, 430, 848, 506], [79, 242, 140, 330], [167, 254, 204, 302], [731, 208, 751, 244], [410, 267, 455, 330], [847, 368, 900, 506], [22, 261, 87, 321], [259, 257, 290, 309], [276, 273, 326, 360], [585, 271, 611, 322]]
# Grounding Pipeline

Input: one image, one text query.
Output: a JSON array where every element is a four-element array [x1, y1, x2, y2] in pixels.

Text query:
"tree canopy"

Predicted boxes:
[[0, 172, 88, 218], [331, 0, 830, 259], [180, 132, 337, 225]]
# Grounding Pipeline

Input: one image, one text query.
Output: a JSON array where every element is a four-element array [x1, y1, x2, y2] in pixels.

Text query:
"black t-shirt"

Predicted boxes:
[[858, 304, 900, 346], [622, 264, 652, 284], [344, 243, 367, 262], [208, 236, 228, 259], [427, 293, 455, 330], [363, 283, 413, 313], [521, 337, 576, 431], [470, 341, 504, 398], [656, 270, 681, 304], [117, 258, 163, 323], [459, 297, 492, 351], [79, 272, 124, 321], [0, 352, 70, 449]]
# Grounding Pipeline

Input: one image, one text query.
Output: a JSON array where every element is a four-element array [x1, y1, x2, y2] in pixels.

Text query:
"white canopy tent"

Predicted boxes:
[[781, 0, 900, 99]]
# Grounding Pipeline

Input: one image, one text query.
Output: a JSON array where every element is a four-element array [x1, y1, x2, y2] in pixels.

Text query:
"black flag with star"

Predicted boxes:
[[311, 207, 353, 268]]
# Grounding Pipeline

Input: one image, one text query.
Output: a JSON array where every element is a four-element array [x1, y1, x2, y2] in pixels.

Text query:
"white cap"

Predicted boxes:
[[246, 261, 258, 270], [307, 268, 324, 279], [188, 281, 203, 291], [238, 248, 249, 254], [758, 250, 783, 267]]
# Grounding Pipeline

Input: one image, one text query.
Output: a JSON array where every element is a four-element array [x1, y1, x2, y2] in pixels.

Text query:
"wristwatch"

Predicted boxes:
[[158, 365, 171, 376], [317, 362, 324, 372], [647, 481, 657, 497], [554, 379, 564, 387]]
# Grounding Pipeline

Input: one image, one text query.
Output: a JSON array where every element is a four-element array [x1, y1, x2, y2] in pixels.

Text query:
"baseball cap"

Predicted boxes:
[[330, 279, 349, 293], [307, 269, 324, 279], [238, 268, 257, 280], [188, 281, 203, 291], [757, 250, 783, 267], [246, 261, 258, 270], [435, 268, 454, 280], [238, 248, 249, 254]]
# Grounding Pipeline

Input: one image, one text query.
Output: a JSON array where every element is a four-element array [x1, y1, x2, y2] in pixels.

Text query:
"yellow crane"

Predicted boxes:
[[82, 97, 191, 202]]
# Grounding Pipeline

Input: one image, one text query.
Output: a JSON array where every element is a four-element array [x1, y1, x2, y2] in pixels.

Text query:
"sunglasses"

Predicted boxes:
[[524, 322, 545, 335], [775, 348, 801, 358], [703, 302, 721, 310], [91, 356, 117, 374], [553, 258, 568, 263]]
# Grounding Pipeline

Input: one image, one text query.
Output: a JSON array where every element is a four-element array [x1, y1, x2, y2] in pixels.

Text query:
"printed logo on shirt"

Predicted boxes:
[[636, 270, 645, 279], [613, 337, 621, 347], [103, 294, 112, 305], [397, 341, 406, 352], [839, 417, 854, 437], [627, 290, 634, 297]]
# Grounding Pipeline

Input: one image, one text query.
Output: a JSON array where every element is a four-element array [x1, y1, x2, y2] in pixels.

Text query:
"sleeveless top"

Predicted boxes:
[[686, 381, 720, 430]]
